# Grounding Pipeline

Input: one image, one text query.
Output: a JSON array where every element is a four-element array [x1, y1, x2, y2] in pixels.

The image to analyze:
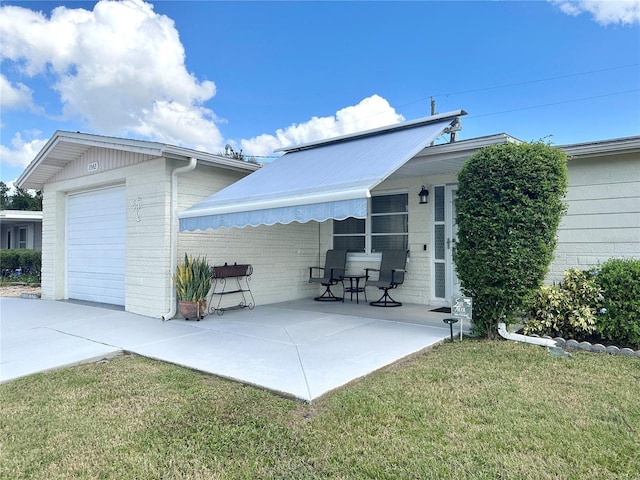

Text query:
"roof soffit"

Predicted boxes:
[[16, 131, 259, 190]]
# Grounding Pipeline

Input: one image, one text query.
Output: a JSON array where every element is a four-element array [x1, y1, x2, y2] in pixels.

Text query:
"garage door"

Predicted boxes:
[[67, 186, 126, 305]]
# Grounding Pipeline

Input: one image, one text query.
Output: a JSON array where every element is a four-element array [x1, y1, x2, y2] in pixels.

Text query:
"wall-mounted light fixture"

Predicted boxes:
[[418, 185, 429, 204]]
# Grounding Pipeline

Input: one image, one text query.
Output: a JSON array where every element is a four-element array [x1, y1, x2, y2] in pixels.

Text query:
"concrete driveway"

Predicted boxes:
[[0, 297, 462, 401]]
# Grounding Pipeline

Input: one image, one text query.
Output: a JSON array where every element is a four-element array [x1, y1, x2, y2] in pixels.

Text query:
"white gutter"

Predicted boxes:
[[497, 322, 557, 347], [162, 157, 198, 321]]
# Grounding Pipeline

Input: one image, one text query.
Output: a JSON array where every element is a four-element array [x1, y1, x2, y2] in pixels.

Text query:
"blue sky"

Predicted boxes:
[[1, 0, 639, 186]]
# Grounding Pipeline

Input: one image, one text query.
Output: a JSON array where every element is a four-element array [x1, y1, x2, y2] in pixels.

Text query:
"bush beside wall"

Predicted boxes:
[[0, 249, 42, 277], [524, 258, 640, 349], [593, 258, 640, 349]]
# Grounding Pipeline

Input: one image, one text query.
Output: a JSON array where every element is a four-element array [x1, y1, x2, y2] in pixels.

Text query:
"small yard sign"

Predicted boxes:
[[452, 296, 473, 340]]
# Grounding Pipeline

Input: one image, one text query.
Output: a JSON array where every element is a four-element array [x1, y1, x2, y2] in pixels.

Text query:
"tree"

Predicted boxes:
[[0, 182, 9, 209], [0, 182, 42, 211], [455, 141, 568, 338]]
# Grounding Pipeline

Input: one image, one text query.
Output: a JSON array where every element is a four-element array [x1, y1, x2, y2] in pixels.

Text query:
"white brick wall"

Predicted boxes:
[[179, 223, 318, 310], [177, 164, 318, 310], [39, 153, 262, 318], [125, 158, 172, 317], [548, 152, 640, 282]]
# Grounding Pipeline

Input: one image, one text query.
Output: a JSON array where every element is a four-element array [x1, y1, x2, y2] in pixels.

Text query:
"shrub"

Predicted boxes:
[[0, 249, 42, 278], [524, 269, 602, 339], [173, 254, 211, 302], [593, 258, 640, 349], [455, 141, 568, 338]]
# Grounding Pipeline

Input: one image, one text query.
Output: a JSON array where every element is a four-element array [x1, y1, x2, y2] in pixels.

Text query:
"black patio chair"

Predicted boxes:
[[308, 249, 348, 301], [366, 250, 409, 307]]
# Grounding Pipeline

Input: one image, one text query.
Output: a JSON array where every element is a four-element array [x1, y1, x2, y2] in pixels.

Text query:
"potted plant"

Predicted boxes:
[[173, 253, 211, 320]]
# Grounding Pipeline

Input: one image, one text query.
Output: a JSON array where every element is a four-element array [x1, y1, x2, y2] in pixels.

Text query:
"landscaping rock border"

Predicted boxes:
[[545, 336, 640, 358]]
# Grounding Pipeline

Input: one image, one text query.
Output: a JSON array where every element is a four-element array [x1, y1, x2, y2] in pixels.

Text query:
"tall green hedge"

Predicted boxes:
[[455, 142, 568, 338], [594, 258, 640, 349], [0, 249, 42, 276]]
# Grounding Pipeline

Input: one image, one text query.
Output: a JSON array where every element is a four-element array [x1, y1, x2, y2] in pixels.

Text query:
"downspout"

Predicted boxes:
[[162, 157, 198, 321], [497, 322, 557, 347]]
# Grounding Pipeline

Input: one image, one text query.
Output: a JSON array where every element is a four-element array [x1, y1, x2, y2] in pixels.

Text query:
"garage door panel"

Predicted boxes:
[[67, 249, 125, 260], [67, 186, 125, 306], [68, 276, 125, 292], [68, 263, 125, 275], [69, 217, 124, 229], [67, 237, 124, 247], [68, 280, 125, 294]]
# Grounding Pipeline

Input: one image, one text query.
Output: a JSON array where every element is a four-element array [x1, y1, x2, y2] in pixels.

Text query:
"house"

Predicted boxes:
[[16, 115, 640, 318], [0, 210, 43, 251], [16, 131, 260, 317], [551, 136, 640, 281]]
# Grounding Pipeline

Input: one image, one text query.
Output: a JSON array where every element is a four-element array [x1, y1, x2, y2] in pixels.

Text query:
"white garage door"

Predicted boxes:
[[67, 186, 126, 305]]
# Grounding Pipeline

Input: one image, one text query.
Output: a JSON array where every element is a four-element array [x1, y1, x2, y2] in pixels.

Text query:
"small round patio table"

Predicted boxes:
[[342, 275, 368, 304]]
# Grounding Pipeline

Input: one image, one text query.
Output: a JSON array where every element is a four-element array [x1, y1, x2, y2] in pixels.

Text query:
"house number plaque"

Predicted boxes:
[[87, 162, 99, 173]]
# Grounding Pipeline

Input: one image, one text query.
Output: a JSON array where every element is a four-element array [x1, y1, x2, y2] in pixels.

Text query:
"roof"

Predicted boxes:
[[16, 131, 260, 190], [0, 210, 43, 224], [559, 135, 640, 158], [0, 210, 43, 220], [179, 111, 466, 231]]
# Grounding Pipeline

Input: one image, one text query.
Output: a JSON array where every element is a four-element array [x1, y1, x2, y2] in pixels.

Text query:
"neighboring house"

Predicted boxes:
[[0, 210, 43, 251], [16, 116, 640, 318]]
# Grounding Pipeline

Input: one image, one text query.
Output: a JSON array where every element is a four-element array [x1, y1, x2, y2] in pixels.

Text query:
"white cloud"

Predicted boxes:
[[549, 0, 640, 25], [0, 132, 47, 168], [0, 75, 35, 111], [0, 0, 222, 150], [0, 1, 405, 164], [240, 95, 405, 157]]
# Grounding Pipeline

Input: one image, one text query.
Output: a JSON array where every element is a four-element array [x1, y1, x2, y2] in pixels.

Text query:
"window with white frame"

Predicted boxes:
[[18, 227, 27, 249], [333, 193, 408, 253]]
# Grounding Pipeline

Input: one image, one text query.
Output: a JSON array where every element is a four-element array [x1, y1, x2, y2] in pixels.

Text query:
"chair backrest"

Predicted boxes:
[[377, 250, 408, 285], [323, 249, 348, 280]]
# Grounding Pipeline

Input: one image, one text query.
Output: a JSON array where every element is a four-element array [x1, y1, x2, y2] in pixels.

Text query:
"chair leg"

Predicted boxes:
[[314, 283, 344, 302], [369, 288, 402, 307]]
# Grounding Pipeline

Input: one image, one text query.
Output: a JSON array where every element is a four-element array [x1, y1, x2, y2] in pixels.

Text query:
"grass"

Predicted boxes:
[[0, 273, 40, 286], [1, 341, 638, 479]]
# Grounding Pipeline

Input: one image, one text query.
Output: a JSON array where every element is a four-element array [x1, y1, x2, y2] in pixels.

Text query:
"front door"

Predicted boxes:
[[432, 184, 460, 305]]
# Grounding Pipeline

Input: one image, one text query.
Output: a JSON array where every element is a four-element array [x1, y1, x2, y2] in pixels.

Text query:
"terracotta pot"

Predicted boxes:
[[178, 300, 204, 321]]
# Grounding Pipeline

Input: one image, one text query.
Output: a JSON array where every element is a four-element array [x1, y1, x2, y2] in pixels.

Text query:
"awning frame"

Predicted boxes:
[[179, 110, 467, 231]]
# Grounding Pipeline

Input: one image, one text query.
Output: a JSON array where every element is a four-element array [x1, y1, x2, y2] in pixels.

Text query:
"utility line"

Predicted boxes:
[[241, 64, 639, 151], [468, 89, 640, 118], [434, 63, 639, 98], [396, 63, 640, 110]]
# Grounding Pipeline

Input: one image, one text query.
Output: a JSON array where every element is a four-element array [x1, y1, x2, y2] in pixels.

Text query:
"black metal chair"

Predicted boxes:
[[366, 250, 409, 307], [309, 249, 347, 301]]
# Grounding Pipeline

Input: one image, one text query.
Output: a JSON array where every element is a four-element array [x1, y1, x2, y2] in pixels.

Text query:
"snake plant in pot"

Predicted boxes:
[[173, 253, 211, 320]]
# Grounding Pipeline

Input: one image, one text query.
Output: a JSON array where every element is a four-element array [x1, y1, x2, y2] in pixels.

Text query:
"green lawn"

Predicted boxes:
[[1, 341, 638, 479]]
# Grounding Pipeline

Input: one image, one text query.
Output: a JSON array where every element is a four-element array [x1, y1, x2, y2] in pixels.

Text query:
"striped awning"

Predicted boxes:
[[179, 113, 462, 231]]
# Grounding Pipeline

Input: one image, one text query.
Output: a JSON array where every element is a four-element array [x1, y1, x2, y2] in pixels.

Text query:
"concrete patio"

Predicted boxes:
[[0, 297, 468, 401]]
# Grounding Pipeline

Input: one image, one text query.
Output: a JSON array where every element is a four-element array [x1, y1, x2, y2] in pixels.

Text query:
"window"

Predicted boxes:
[[333, 193, 408, 253], [18, 227, 27, 249], [333, 217, 365, 252]]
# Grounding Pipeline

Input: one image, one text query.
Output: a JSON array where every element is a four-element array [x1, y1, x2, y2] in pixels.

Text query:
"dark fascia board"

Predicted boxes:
[[275, 110, 468, 153]]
